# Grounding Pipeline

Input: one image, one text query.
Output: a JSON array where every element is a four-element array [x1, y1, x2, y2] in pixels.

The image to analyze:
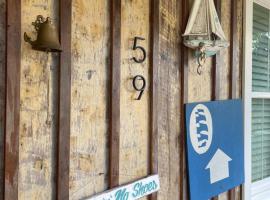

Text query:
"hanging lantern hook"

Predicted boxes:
[[196, 42, 206, 75]]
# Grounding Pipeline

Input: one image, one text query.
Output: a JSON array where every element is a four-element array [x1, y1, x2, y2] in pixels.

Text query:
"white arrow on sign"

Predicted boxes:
[[205, 149, 232, 184]]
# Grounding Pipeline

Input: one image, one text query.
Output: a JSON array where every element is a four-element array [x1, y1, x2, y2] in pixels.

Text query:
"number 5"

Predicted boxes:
[[132, 37, 146, 63]]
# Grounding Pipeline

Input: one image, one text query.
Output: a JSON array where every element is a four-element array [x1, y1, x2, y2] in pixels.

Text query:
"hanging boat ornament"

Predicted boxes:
[[24, 15, 62, 52], [183, 0, 229, 74]]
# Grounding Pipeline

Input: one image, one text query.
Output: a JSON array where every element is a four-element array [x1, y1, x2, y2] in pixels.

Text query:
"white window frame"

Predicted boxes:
[[244, 0, 270, 200]]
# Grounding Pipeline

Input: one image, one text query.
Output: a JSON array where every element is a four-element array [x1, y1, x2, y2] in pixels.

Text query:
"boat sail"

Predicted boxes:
[[183, 0, 229, 57]]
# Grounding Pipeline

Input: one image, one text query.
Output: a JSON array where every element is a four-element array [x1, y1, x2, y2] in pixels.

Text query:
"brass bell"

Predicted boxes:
[[24, 15, 61, 52]]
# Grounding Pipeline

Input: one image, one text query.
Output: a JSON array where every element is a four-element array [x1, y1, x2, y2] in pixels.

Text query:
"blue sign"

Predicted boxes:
[[185, 99, 244, 200]]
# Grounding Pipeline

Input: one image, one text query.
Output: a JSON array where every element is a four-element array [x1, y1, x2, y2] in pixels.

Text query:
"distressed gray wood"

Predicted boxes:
[[0, 0, 5, 198], [157, 1, 181, 200]]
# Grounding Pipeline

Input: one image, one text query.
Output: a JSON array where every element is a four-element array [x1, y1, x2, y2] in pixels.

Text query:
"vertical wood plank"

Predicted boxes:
[[211, 0, 221, 200], [238, 0, 244, 101], [69, 1, 110, 199], [180, 0, 189, 199], [212, 53, 221, 101], [212, 0, 222, 102], [20, 1, 59, 198], [230, 0, 238, 100], [0, 0, 6, 198], [228, 0, 239, 199], [150, 0, 159, 199], [119, 1, 150, 191], [239, 1, 244, 199], [157, 0, 181, 199], [109, 0, 121, 188], [4, 0, 21, 199], [57, 0, 72, 199]]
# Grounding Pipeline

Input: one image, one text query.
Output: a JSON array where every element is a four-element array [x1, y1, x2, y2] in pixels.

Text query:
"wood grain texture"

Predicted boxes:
[[229, 0, 238, 100], [5, 0, 21, 199], [3, 0, 244, 199], [228, 0, 238, 197], [109, 0, 121, 189], [69, 0, 110, 199], [149, 0, 159, 199], [57, 0, 72, 199], [237, 0, 244, 100], [157, 0, 181, 200], [0, 0, 5, 199], [212, 0, 222, 101], [180, 0, 189, 199], [218, 0, 231, 101], [119, 2, 150, 198], [228, 0, 243, 199], [19, 0, 59, 199], [157, 1, 181, 200]]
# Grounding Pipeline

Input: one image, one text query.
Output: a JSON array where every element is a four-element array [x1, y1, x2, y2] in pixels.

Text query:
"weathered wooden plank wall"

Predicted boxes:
[[109, 0, 121, 190], [0, 0, 244, 199], [70, 1, 110, 199], [158, 1, 181, 200], [20, 0, 59, 199], [119, 3, 150, 200], [5, 0, 21, 199], [149, 0, 159, 199], [180, 0, 189, 199], [182, 0, 243, 200], [57, 0, 72, 199], [0, 0, 5, 198]]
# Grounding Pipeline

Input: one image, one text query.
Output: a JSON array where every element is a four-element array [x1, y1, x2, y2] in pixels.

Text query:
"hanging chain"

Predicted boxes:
[[197, 43, 207, 75]]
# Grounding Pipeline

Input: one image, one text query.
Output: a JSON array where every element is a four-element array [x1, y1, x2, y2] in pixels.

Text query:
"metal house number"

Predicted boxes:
[[132, 36, 146, 63], [132, 36, 147, 101], [132, 75, 146, 100]]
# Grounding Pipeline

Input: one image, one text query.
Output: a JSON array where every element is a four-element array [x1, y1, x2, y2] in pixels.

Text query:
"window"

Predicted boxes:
[[252, 3, 270, 183], [252, 99, 270, 182], [244, 1, 270, 200], [252, 3, 270, 92]]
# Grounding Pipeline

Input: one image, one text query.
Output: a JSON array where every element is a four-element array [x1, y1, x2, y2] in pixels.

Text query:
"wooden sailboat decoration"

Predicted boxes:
[[183, 0, 229, 74]]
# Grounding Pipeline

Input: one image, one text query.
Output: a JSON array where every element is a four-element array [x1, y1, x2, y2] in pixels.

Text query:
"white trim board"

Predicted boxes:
[[252, 92, 270, 99], [243, 0, 253, 199], [252, 177, 270, 198]]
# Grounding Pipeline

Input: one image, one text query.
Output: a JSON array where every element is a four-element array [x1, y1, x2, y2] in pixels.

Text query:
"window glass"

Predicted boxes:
[[252, 3, 270, 182], [252, 99, 270, 182], [253, 3, 270, 92]]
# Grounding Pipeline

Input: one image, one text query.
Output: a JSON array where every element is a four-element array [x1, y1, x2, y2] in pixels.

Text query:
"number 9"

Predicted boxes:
[[132, 75, 146, 100]]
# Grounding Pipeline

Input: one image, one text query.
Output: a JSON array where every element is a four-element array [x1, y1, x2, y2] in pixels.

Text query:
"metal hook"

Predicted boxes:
[[197, 65, 202, 75], [197, 52, 206, 75], [196, 43, 207, 75]]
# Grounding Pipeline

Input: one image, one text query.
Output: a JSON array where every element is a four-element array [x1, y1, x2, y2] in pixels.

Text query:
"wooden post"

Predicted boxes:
[[212, 0, 222, 102], [180, 0, 189, 199], [57, 0, 72, 199], [228, 0, 239, 199], [230, 0, 238, 100], [149, 0, 159, 199], [109, 0, 121, 188], [4, 0, 21, 199]]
